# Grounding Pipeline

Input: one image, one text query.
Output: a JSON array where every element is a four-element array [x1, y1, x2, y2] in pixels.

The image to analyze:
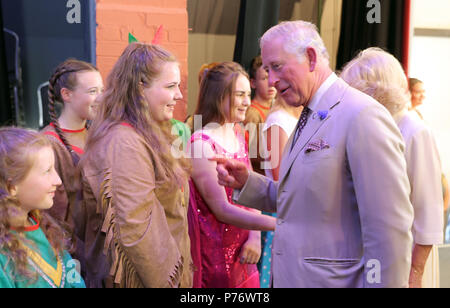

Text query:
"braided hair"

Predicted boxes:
[[47, 59, 98, 166]]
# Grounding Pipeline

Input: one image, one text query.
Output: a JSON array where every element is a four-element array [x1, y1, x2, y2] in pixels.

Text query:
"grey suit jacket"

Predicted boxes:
[[234, 78, 414, 288]]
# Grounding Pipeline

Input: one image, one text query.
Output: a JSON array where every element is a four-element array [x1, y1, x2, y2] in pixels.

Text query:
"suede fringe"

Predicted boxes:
[[100, 170, 144, 288]]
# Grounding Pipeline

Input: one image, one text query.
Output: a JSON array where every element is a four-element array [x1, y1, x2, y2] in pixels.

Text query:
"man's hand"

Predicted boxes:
[[209, 157, 249, 190]]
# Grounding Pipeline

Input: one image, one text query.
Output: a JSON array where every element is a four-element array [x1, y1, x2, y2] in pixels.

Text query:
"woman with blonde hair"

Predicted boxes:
[[0, 127, 84, 288], [340, 47, 444, 288], [78, 42, 192, 288]]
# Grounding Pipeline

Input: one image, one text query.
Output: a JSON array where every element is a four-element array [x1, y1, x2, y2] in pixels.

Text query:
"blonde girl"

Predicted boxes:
[[0, 127, 84, 288], [79, 43, 192, 288]]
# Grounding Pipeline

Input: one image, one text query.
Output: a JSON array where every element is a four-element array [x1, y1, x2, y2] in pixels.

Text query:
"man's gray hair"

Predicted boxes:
[[260, 20, 330, 64]]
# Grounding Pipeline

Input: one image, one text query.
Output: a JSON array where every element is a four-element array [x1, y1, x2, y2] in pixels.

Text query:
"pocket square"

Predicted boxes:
[[305, 139, 330, 153]]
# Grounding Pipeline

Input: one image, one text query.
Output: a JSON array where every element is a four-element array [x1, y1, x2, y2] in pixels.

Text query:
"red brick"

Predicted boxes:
[[96, 0, 189, 120], [163, 43, 187, 59], [97, 25, 121, 41], [96, 56, 118, 81], [129, 26, 156, 44], [149, 28, 168, 44], [119, 26, 132, 42], [98, 9, 147, 27], [163, 0, 186, 8], [168, 29, 188, 43], [146, 12, 187, 29], [97, 41, 128, 57], [97, 56, 117, 68], [97, 0, 165, 7], [100, 0, 165, 6]]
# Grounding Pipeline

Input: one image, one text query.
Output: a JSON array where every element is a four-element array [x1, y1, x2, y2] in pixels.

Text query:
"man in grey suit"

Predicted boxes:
[[214, 21, 414, 287]]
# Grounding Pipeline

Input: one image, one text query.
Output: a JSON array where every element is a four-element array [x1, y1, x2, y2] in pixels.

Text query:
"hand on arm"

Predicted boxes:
[[192, 140, 275, 231], [210, 156, 250, 190]]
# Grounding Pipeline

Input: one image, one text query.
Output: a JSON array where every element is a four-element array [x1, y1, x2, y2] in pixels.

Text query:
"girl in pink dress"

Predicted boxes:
[[188, 62, 276, 288]]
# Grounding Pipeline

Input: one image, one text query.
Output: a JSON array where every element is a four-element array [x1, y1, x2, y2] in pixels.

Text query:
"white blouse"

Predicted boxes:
[[397, 110, 444, 245], [261, 109, 298, 180]]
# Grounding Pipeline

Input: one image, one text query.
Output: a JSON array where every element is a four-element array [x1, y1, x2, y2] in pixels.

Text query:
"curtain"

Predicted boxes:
[[336, 0, 407, 71], [280, 0, 324, 25], [233, 0, 280, 71], [402, 0, 412, 77], [188, 0, 240, 35], [233, 0, 339, 71]]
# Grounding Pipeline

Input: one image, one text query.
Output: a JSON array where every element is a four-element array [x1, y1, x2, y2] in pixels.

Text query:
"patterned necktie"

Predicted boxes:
[[290, 107, 311, 152]]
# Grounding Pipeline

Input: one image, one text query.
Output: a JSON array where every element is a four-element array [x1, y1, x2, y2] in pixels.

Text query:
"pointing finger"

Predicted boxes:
[[216, 164, 229, 178], [208, 156, 229, 165]]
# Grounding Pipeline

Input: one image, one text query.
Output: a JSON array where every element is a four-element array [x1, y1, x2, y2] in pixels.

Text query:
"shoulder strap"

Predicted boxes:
[[190, 132, 224, 154], [190, 132, 213, 146]]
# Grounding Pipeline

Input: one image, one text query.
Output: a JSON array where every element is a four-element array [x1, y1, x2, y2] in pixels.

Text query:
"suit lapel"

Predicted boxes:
[[279, 113, 331, 182], [278, 78, 349, 185]]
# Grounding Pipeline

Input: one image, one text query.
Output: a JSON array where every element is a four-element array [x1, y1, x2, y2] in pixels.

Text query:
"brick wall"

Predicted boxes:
[[96, 0, 188, 121]]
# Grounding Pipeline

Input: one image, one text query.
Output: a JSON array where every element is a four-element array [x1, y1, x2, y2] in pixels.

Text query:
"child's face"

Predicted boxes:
[[228, 74, 251, 123], [64, 70, 104, 121], [11, 147, 62, 213], [252, 66, 277, 101]]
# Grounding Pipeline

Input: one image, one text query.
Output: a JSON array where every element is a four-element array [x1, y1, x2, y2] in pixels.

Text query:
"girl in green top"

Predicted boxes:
[[0, 127, 85, 288]]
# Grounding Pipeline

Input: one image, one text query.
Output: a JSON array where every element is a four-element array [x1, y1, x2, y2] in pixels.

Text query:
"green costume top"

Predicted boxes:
[[0, 216, 85, 288], [171, 118, 191, 151]]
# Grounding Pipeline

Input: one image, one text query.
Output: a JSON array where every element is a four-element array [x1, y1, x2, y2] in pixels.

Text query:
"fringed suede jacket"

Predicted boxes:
[[76, 123, 192, 288]]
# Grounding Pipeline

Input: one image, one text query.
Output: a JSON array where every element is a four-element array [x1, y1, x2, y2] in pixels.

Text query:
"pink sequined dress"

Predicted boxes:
[[188, 129, 260, 288]]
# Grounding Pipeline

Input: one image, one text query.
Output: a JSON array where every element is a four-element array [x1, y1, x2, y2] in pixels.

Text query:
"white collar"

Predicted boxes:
[[307, 72, 338, 112]]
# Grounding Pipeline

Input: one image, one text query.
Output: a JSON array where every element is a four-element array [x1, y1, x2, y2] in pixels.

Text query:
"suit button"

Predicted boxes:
[[277, 219, 284, 225], [275, 251, 283, 255]]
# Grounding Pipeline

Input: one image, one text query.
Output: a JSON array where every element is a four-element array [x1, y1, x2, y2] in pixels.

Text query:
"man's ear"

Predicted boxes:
[[60, 87, 72, 103], [306, 47, 317, 72]]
